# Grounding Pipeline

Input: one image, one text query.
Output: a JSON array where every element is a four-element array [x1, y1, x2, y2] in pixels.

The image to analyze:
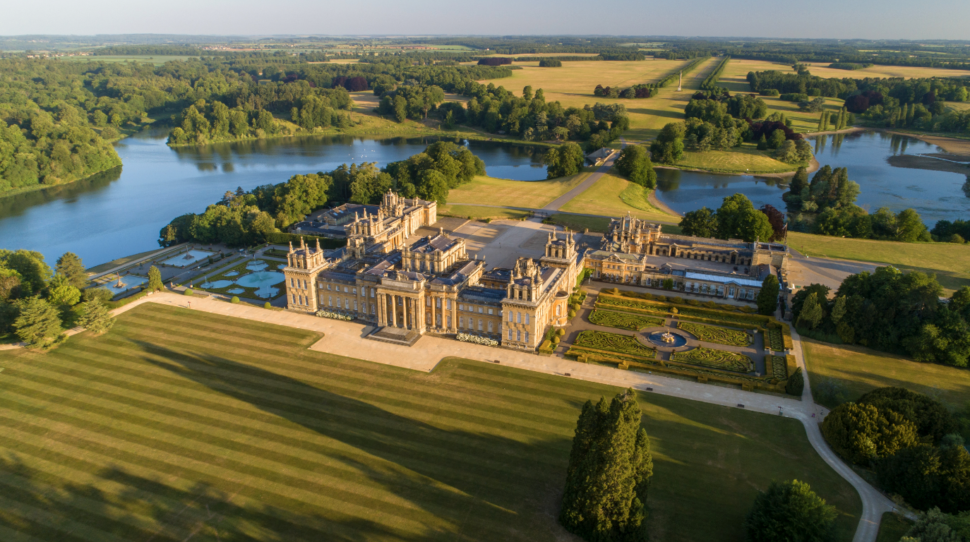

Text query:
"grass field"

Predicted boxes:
[[787, 232, 970, 292], [437, 204, 532, 221], [675, 144, 802, 174], [559, 172, 677, 223], [447, 173, 589, 208], [875, 512, 913, 542], [0, 304, 861, 541], [492, 58, 718, 143], [545, 214, 683, 235], [802, 338, 970, 410]]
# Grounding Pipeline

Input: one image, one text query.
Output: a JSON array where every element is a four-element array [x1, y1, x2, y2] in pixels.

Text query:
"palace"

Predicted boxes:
[[284, 197, 789, 351], [283, 191, 580, 350]]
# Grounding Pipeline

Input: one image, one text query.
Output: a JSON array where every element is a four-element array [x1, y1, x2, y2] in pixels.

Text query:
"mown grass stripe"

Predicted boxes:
[[0, 420, 439, 539], [0, 470, 180, 542], [9, 359, 566, 478], [0, 522, 46, 542], [1, 378, 550, 508], [0, 433, 401, 542], [51, 343, 573, 441], [0, 492, 131, 542], [0, 392, 522, 525], [79, 335, 581, 429], [120, 305, 318, 341]]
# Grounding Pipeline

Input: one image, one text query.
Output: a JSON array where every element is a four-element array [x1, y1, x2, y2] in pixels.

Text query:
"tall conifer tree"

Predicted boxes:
[[561, 389, 653, 542]]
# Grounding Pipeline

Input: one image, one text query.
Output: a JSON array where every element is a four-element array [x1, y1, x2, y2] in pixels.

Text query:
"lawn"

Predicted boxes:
[[0, 304, 861, 541], [436, 205, 533, 221], [447, 174, 589, 208], [802, 338, 970, 410], [559, 172, 677, 223], [673, 144, 803, 174], [787, 232, 970, 293], [544, 214, 683, 234], [875, 512, 913, 542]]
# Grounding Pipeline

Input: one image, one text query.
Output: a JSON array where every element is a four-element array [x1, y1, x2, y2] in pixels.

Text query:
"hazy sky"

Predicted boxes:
[[5, 0, 970, 40]]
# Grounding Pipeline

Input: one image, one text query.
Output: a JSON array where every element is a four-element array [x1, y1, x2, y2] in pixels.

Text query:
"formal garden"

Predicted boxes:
[[189, 258, 286, 299], [566, 288, 798, 394]]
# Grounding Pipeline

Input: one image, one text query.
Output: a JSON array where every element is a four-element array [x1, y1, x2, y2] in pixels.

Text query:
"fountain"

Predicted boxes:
[[646, 329, 688, 348], [114, 274, 127, 289]]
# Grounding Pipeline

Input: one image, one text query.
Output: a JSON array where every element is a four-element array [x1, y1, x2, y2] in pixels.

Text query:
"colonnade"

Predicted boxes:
[[377, 292, 425, 331]]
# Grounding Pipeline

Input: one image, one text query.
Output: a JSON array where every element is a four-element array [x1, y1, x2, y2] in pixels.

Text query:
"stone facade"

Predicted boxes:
[[284, 192, 580, 351], [584, 214, 791, 301]]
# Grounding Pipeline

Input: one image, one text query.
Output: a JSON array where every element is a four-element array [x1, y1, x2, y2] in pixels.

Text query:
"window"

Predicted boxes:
[[525, 332, 529, 343], [290, 278, 294, 287], [353, 300, 357, 311], [327, 284, 331, 291], [328, 296, 332, 307], [524, 314, 530, 325], [436, 298, 442, 308], [459, 304, 464, 311], [488, 321, 493, 333], [556, 306, 560, 316], [516, 330, 521, 342], [508, 311, 512, 322], [370, 288, 375, 298], [345, 299, 350, 310], [426, 298, 431, 307], [459, 317, 464, 328], [478, 319, 483, 332], [508, 329, 513, 340], [516, 312, 521, 324], [488, 308, 493, 315], [352, 288, 357, 295], [344, 286, 349, 293], [447, 317, 452, 328], [303, 280, 308, 289], [478, 307, 483, 314], [446, 299, 452, 310]]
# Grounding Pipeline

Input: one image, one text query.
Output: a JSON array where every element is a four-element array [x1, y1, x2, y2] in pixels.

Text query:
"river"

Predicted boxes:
[[0, 130, 547, 267], [655, 130, 970, 225]]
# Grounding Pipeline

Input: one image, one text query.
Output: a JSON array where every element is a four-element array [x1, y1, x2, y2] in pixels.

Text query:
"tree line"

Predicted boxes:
[[158, 141, 486, 247]]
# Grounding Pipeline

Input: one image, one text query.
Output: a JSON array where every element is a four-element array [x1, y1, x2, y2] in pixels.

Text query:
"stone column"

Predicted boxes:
[[377, 293, 385, 326], [430, 296, 436, 331], [390, 295, 398, 328]]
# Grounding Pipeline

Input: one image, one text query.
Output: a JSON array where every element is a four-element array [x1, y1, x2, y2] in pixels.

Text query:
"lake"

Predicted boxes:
[[0, 131, 548, 267], [655, 130, 970, 225]]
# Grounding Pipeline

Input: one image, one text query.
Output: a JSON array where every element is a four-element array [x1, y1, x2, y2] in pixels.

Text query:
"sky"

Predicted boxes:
[[4, 0, 970, 40]]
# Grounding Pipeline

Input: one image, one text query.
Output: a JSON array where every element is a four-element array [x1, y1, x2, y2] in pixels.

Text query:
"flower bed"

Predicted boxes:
[[589, 309, 664, 331], [573, 331, 656, 359], [457, 333, 499, 347], [316, 310, 353, 321], [670, 348, 753, 373], [766, 327, 785, 351], [677, 322, 750, 347], [767, 355, 789, 380]]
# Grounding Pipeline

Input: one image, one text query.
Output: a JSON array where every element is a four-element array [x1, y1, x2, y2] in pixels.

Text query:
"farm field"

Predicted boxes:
[[0, 304, 861, 542], [559, 172, 677, 223], [491, 58, 718, 142], [802, 338, 970, 410], [803, 63, 970, 80], [59, 55, 199, 65], [447, 173, 589, 208], [437, 204, 532, 220], [787, 232, 970, 293]]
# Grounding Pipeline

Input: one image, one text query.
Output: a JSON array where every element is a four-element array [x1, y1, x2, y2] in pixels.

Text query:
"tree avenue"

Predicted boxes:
[[560, 389, 653, 542]]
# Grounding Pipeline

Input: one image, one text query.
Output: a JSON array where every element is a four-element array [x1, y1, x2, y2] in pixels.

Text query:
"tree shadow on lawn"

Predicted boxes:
[[132, 340, 577, 542], [0, 454, 401, 542], [815, 363, 970, 409]]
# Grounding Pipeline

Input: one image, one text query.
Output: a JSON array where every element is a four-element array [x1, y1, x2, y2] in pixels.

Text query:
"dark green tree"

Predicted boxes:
[[756, 274, 780, 315], [560, 389, 653, 542], [78, 297, 114, 335], [13, 296, 63, 349], [147, 266, 164, 292], [743, 480, 837, 542], [55, 252, 87, 290], [544, 142, 585, 179], [797, 292, 825, 330], [614, 146, 657, 189], [786, 368, 805, 396], [679, 207, 718, 238]]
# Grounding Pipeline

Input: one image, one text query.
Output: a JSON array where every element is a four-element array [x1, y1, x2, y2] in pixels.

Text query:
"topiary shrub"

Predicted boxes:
[[231, 296, 240, 304], [552, 336, 560, 344], [184, 289, 193, 296], [568, 309, 577, 318], [557, 328, 566, 336], [264, 302, 272, 309]]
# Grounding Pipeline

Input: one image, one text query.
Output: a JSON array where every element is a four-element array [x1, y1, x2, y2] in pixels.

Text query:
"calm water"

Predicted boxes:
[[0, 130, 547, 267], [655, 131, 970, 226]]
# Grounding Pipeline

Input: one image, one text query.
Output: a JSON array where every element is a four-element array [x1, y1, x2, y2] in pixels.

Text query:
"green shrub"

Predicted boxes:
[[557, 328, 566, 336], [686, 299, 701, 306], [785, 367, 804, 396], [184, 289, 193, 296], [568, 309, 576, 318], [760, 89, 780, 96], [678, 322, 750, 346], [672, 297, 685, 304], [264, 302, 272, 309], [589, 309, 664, 331], [231, 296, 240, 304], [551, 335, 560, 344], [670, 348, 753, 373], [573, 330, 656, 359], [739, 306, 756, 313]]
